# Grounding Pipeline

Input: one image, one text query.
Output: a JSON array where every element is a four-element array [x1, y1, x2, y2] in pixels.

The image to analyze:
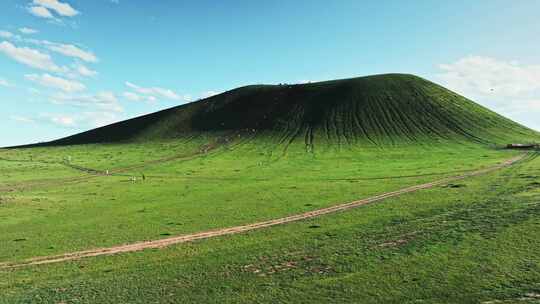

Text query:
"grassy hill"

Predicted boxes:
[[34, 73, 539, 147]]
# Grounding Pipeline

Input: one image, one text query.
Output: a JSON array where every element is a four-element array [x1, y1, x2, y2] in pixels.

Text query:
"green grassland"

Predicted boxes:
[[2, 74, 540, 302], [1, 141, 539, 303], [0, 140, 518, 260]]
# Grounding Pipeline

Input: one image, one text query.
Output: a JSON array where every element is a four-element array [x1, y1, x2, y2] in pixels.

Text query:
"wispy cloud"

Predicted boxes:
[[22, 39, 98, 66], [438, 56, 540, 98], [36, 111, 122, 129], [125, 81, 185, 101], [0, 30, 22, 42], [200, 91, 220, 99], [28, 87, 41, 94], [28, 5, 54, 18], [71, 63, 98, 77], [0, 39, 98, 78], [46, 42, 98, 63], [437, 55, 540, 131], [122, 91, 157, 102], [29, 0, 79, 18], [26, 73, 86, 92], [39, 113, 77, 127], [19, 27, 39, 34], [19, 90, 124, 129], [0, 41, 65, 72], [10, 115, 36, 124], [122, 91, 142, 101], [0, 78, 14, 87], [50, 91, 123, 113], [0, 31, 14, 39]]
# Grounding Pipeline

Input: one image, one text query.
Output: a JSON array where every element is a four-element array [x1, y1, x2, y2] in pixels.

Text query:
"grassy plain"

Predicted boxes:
[[1, 138, 539, 303]]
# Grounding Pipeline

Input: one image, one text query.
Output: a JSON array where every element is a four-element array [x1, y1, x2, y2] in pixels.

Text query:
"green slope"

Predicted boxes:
[[35, 74, 540, 147]]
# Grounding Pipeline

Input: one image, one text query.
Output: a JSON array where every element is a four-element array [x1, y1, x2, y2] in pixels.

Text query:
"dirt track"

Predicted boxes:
[[0, 154, 527, 269]]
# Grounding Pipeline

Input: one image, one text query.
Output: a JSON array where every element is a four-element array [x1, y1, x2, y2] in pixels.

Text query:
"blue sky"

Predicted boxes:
[[1, 0, 539, 146]]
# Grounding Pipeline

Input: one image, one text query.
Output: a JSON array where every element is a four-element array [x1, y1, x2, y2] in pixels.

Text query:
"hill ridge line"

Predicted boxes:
[[0, 153, 528, 269]]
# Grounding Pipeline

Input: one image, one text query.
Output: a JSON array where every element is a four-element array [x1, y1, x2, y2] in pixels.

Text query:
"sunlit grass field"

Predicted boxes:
[[0, 139, 517, 260], [2, 136, 539, 302], [2, 74, 540, 302]]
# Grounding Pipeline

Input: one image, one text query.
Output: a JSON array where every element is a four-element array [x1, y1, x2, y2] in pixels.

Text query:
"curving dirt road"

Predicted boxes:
[[0, 153, 527, 269]]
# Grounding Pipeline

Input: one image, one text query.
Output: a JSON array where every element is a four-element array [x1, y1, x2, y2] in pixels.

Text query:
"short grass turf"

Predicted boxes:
[[1, 139, 539, 303], [0, 140, 520, 261]]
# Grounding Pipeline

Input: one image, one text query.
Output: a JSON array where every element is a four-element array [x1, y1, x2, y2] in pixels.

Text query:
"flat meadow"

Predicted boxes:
[[1, 139, 539, 303]]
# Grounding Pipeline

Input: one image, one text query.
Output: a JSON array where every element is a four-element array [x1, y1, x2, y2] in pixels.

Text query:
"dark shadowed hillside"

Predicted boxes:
[[28, 74, 540, 147]]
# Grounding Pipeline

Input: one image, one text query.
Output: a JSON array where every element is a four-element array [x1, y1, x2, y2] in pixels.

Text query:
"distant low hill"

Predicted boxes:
[[27, 74, 540, 147]]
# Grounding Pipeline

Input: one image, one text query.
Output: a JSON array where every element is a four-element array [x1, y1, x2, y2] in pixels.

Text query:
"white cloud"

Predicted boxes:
[[438, 56, 540, 99], [47, 43, 98, 63], [0, 31, 22, 42], [26, 73, 86, 92], [200, 91, 220, 99], [155, 88, 181, 100], [94, 91, 122, 112], [50, 91, 123, 113], [0, 31, 14, 39], [19, 27, 39, 34], [32, 0, 79, 17], [437, 55, 540, 131], [28, 6, 54, 18], [125, 81, 184, 101], [0, 78, 13, 87], [28, 87, 41, 94], [39, 113, 76, 127], [84, 111, 121, 127], [38, 111, 121, 129], [51, 115, 75, 126], [26, 91, 123, 128], [74, 64, 97, 77], [25, 38, 47, 45], [22, 39, 99, 66], [11, 115, 35, 124], [122, 91, 143, 101], [122, 91, 158, 102], [0, 41, 64, 72]]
